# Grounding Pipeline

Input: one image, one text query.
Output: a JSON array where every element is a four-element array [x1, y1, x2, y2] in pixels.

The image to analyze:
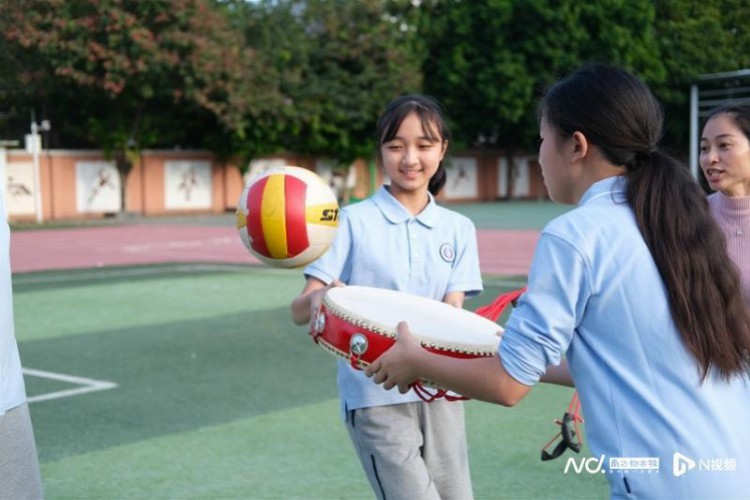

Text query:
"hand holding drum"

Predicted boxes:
[[309, 286, 503, 398]]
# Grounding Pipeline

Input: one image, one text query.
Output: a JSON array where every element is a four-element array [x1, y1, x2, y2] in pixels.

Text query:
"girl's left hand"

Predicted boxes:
[[308, 279, 345, 320], [365, 321, 424, 393]]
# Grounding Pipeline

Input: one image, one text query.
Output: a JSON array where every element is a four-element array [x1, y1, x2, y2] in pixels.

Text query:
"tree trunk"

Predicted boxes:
[[114, 150, 133, 216]]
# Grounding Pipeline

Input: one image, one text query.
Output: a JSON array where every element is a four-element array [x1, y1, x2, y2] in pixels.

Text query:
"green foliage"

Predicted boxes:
[[2, 0, 750, 166], [653, 0, 750, 148], [413, 0, 663, 151], [242, 0, 424, 165], [0, 0, 275, 157]]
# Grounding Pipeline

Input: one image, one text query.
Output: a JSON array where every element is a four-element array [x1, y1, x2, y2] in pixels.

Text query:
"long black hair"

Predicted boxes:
[[375, 94, 450, 196], [539, 64, 750, 379]]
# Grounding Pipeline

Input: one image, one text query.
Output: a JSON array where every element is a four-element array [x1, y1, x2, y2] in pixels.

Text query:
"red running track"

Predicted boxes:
[[9, 225, 539, 276]]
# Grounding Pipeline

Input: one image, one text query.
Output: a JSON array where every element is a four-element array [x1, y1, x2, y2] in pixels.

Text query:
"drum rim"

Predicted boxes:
[[321, 289, 499, 356]]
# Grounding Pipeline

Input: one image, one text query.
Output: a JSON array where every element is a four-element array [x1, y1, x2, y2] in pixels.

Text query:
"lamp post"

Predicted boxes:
[[26, 115, 50, 223]]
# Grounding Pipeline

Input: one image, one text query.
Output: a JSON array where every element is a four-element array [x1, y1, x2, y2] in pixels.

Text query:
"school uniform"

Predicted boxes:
[[500, 176, 750, 499], [306, 185, 482, 500]]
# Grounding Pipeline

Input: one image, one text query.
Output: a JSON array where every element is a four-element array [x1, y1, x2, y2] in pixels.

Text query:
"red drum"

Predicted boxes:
[[310, 286, 503, 400]]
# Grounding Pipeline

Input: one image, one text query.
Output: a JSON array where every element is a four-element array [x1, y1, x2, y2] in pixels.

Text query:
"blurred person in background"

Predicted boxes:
[[700, 103, 750, 306]]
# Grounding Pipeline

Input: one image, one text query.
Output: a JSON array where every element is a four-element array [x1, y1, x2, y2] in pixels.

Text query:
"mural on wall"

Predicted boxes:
[[444, 157, 478, 200], [5, 162, 36, 216], [513, 156, 531, 198], [499, 156, 531, 199], [76, 161, 121, 213], [164, 161, 212, 209]]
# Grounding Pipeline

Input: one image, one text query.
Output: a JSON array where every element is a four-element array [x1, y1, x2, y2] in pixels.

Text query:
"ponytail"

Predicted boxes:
[[428, 163, 447, 196], [541, 64, 750, 380], [625, 151, 750, 379]]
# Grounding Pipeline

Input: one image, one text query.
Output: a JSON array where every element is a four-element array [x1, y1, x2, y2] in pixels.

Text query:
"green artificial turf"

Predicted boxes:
[[14, 264, 607, 499]]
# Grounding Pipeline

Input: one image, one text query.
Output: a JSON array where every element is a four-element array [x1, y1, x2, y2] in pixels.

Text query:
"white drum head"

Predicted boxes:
[[324, 286, 502, 354]]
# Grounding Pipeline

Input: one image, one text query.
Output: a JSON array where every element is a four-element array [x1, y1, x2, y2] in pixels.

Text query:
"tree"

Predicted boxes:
[[242, 0, 425, 166], [404, 0, 663, 197], [412, 0, 663, 152], [653, 0, 750, 151], [0, 0, 278, 212]]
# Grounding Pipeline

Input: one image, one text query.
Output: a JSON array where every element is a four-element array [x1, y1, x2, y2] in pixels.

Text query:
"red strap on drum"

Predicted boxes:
[[409, 383, 468, 403], [473, 287, 527, 322]]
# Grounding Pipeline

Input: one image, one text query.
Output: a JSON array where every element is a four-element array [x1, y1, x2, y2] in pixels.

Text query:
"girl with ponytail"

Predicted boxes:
[[367, 65, 750, 498]]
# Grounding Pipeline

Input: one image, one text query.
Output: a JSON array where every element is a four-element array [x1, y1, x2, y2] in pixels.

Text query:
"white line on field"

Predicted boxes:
[[22, 368, 118, 403]]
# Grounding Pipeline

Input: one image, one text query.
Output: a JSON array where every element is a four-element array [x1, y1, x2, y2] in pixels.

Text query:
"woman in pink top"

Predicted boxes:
[[700, 103, 750, 305]]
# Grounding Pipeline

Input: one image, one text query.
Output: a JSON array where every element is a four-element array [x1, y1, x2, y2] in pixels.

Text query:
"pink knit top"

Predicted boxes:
[[708, 192, 750, 306]]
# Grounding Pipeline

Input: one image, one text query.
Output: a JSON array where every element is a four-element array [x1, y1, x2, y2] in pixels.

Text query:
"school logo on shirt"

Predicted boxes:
[[439, 243, 455, 263]]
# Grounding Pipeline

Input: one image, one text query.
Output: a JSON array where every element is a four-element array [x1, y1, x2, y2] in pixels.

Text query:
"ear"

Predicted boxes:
[[570, 131, 589, 161], [439, 140, 448, 160]]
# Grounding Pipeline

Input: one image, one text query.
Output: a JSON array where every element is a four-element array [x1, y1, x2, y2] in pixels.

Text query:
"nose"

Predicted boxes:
[[402, 147, 418, 166], [700, 147, 717, 167]]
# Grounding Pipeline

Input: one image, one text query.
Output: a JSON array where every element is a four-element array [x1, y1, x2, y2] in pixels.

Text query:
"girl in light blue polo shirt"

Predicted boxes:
[[291, 95, 482, 500], [366, 65, 750, 499]]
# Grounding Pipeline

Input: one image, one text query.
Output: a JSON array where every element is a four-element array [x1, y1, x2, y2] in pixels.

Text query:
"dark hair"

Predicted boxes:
[[704, 102, 750, 141], [539, 64, 750, 379], [375, 94, 450, 196]]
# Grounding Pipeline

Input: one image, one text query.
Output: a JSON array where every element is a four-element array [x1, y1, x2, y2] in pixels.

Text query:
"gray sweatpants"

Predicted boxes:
[[345, 400, 473, 500], [0, 403, 43, 500]]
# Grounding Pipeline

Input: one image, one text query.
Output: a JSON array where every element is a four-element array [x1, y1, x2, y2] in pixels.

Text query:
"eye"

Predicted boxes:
[[699, 144, 708, 153]]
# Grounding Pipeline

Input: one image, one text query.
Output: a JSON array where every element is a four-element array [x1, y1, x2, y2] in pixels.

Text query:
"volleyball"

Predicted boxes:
[[236, 166, 339, 268]]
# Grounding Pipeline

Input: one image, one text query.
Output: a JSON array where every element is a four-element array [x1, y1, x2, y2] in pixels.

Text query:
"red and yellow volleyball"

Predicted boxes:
[[236, 166, 339, 268]]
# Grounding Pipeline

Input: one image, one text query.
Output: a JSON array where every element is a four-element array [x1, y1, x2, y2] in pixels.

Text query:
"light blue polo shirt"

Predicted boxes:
[[305, 186, 483, 417], [500, 176, 750, 498]]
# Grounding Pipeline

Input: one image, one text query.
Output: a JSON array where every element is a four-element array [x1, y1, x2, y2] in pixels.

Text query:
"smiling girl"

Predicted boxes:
[[290, 95, 483, 500]]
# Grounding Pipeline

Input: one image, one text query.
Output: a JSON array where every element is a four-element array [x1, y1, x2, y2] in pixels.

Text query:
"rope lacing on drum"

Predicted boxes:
[[409, 384, 467, 402], [409, 287, 527, 403]]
